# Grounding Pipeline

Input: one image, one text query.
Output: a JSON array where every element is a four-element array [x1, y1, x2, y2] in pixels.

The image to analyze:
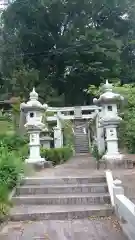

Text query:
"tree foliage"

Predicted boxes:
[[0, 0, 135, 105]]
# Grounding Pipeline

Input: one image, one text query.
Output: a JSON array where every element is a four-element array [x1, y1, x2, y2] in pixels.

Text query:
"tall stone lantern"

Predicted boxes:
[[20, 88, 47, 165], [93, 80, 124, 161]]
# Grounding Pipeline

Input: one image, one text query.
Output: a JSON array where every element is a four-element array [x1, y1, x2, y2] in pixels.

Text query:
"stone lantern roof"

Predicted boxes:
[[20, 88, 47, 112], [93, 80, 124, 105]]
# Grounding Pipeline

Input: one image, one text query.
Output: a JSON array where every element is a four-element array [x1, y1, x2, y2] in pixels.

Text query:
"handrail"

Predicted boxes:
[[106, 170, 135, 240], [106, 170, 115, 206], [116, 194, 135, 223]]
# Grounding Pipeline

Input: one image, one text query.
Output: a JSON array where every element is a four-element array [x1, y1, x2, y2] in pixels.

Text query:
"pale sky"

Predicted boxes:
[[0, 0, 8, 9]]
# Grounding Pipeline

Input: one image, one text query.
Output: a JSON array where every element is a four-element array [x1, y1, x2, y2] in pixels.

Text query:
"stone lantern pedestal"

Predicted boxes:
[[25, 121, 45, 164], [101, 117, 123, 161]]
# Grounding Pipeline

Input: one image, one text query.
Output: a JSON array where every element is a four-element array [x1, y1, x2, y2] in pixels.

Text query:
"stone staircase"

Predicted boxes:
[[10, 175, 113, 221], [74, 120, 89, 154]]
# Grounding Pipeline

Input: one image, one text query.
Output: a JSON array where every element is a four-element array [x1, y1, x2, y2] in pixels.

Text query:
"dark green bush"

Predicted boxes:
[[0, 134, 27, 220], [15, 144, 29, 162], [0, 146, 24, 189], [41, 147, 73, 166], [0, 145, 24, 220], [91, 144, 104, 161], [0, 184, 11, 222], [0, 134, 28, 151], [60, 147, 73, 163]]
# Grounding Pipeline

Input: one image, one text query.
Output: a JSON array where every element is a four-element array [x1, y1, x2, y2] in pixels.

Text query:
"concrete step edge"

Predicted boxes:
[[13, 193, 110, 199], [10, 204, 113, 221], [23, 176, 106, 185], [17, 183, 108, 189]]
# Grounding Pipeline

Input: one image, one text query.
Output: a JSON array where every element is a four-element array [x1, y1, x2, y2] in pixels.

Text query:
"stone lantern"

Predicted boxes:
[[20, 88, 48, 165], [93, 80, 124, 161]]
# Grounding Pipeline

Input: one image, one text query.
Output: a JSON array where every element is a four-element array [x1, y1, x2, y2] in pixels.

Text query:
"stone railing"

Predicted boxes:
[[106, 170, 135, 240], [106, 170, 115, 206]]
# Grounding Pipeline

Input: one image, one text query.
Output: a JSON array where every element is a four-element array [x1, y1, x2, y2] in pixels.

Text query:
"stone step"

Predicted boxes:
[[75, 147, 89, 150], [74, 126, 87, 128], [75, 151, 89, 154], [23, 176, 106, 185], [75, 137, 88, 139], [75, 146, 89, 149], [75, 148, 89, 151], [74, 131, 84, 133], [12, 193, 110, 205], [75, 138, 87, 140], [75, 136, 87, 137], [75, 136, 88, 142], [75, 139, 88, 141], [75, 143, 88, 145], [16, 183, 108, 195], [74, 130, 87, 133], [75, 150, 89, 153], [75, 144, 89, 147], [75, 132, 88, 134], [74, 153, 90, 157], [74, 129, 86, 131], [10, 204, 113, 221]]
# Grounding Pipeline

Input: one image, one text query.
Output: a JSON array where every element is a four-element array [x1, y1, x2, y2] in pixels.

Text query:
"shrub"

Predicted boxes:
[[15, 144, 29, 162], [60, 147, 73, 163], [0, 133, 28, 151], [41, 147, 73, 166], [0, 184, 11, 222], [0, 146, 24, 189], [91, 144, 104, 161], [0, 145, 24, 220]]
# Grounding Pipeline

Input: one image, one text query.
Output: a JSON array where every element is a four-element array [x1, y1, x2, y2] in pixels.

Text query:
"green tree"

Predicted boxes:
[[0, 0, 135, 105]]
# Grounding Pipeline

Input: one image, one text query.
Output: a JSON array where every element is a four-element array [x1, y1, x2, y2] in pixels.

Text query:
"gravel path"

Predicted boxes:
[[0, 218, 128, 240]]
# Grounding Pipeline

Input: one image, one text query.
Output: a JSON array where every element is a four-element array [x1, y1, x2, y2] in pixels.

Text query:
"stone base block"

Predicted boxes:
[[44, 160, 52, 168], [25, 157, 45, 164], [102, 153, 124, 162], [99, 158, 134, 169], [25, 158, 52, 171]]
